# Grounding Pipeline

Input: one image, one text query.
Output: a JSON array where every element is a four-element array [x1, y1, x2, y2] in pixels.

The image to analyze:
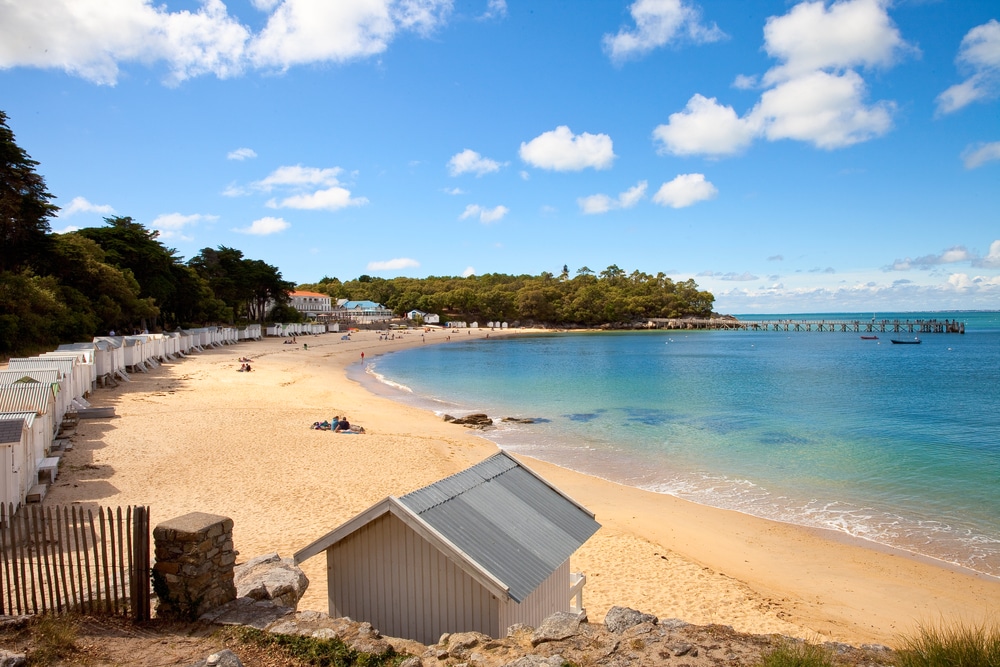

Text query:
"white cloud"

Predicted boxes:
[[732, 74, 757, 90], [57, 196, 115, 217], [652, 173, 718, 208], [227, 147, 257, 160], [448, 149, 502, 176], [962, 141, 1000, 169], [936, 19, 1000, 114], [254, 165, 343, 191], [976, 240, 1000, 268], [653, 94, 755, 156], [750, 70, 894, 149], [761, 0, 912, 86], [578, 181, 647, 214], [653, 0, 906, 157], [233, 216, 290, 235], [0, 0, 452, 85], [152, 212, 218, 231], [519, 126, 615, 171], [249, 0, 451, 70], [368, 257, 420, 271], [459, 204, 509, 223], [481, 0, 507, 20], [268, 186, 368, 211], [462, 266, 476, 277], [443, 187, 465, 195], [602, 0, 724, 63], [718, 272, 759, 281]]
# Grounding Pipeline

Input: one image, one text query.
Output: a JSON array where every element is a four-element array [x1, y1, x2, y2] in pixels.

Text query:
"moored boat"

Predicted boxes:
[[891, 337, 921, 344], [860, 335, 878, 340]]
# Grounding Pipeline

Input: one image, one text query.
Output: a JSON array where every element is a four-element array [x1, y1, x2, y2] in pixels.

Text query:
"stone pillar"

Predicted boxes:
[[152, 512, 237, 620]]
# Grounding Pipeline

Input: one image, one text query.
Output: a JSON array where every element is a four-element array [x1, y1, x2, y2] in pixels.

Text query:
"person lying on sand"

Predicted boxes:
[[333, 417, 365, 434]]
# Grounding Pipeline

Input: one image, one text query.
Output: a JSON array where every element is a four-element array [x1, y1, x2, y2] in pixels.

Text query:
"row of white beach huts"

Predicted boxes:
[[0, 325, 263, 510]]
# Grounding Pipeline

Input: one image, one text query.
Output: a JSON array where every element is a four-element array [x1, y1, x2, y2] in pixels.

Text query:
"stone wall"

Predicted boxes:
[[152, 512, 237, 620]]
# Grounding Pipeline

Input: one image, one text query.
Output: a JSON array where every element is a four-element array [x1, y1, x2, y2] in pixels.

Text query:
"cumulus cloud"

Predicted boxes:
[[652, 173, 718, 208], [719, 272, 760, 281], [448, 149, 502, 177], [367, 257, 420, 271], [268, 186, 368, 211], [233, 216, 290, 235], [57, 196, 115, 217], [653, 94, 756, 156], [460, 204, 509, 224], [520, 126, 615, 171], [0, 0, 453, 85], [578, 181, 648, 214], [462, 266, 476, 277], [974, 240, 1000, 268], [760, 0, 911, 86], [227, 147, 257, 160], [962, 141, 1000, 169], [887, 245, 984, 271], [228, 164, 367, 211], [152, 212, 219, 231], [481, 0, 507, 20], [653, 0, 907, 157], [602, 0, 725, 63], [936, 20, 1000, 115]]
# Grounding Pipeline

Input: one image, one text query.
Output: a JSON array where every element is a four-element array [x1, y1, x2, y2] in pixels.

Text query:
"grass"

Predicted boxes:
[[758, 641, 839, 667], [894, 622, 1000, 667], [228, 626, 400, 667], [26, 614, 81, 666]]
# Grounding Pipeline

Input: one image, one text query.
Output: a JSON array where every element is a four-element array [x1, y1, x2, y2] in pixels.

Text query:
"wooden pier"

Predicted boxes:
[[648, 317, 965, 334]]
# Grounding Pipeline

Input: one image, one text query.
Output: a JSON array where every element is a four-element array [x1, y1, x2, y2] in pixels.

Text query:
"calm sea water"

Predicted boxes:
[[355, 312, 1000, 577]]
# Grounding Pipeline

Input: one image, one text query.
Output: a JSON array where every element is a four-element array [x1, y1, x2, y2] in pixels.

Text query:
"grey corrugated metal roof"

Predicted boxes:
[[7, 358, 73, 375], [398, 451, 600, 603], [0, 384, 54, 414], [0, 412, 35, 429], [0, 369, 61, 385], [0, 418, 27, 445]]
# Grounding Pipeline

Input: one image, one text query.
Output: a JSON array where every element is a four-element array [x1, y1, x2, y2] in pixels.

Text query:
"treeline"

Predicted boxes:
[[299, 265, 715, 326], [1, 110, 293, 357]]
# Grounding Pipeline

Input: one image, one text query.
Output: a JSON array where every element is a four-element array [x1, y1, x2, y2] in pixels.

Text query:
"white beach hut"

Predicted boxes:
[[6, 358, 80, 416], [0, 417, 31, 508], [0, 370, 68, 426], [0, 384, 57, 459], [295, 451, 599, 645]]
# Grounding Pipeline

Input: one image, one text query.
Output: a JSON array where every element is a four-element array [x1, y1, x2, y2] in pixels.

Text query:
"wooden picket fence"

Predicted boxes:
[[0, 504, 150, 621]]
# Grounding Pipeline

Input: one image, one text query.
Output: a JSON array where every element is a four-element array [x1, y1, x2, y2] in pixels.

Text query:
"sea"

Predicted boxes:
[[351, 311, 1000, 578]]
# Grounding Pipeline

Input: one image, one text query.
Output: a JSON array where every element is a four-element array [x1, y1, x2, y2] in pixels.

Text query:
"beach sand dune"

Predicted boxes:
[[39, 330, 1000, 646]]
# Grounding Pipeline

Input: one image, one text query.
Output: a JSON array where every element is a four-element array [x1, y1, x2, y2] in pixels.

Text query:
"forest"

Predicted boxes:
[[2, 108, 714, 358]]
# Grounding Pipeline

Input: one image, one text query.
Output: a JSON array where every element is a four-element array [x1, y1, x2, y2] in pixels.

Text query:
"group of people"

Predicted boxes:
[[237, 357, 253, 372], [310, 415, 365, 433]]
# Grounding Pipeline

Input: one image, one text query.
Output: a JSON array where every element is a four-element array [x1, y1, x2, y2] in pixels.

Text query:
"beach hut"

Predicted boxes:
[[0, 369, 68, 426], [0, 384, 57, 460], [0, 417, 31, 508], [295, 451, 600, 644], [5, 358, 80, 418]]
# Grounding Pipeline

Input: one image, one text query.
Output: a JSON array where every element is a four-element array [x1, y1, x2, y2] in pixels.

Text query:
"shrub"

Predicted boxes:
[[895, 622, 1000, 667]]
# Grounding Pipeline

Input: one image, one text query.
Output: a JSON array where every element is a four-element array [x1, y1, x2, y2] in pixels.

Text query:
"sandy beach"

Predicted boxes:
[[35, 329, 1000, 646]]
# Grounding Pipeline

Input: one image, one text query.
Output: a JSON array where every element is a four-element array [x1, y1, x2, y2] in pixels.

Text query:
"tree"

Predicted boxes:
[[0, 110, 57, 273]]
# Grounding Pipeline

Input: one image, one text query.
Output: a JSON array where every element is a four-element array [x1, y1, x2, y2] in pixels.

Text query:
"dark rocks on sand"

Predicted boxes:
[[604, 605, 659, 633], [443, 413, 494, 428]]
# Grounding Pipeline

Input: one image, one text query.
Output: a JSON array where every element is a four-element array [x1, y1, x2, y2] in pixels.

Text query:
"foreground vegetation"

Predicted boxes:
[[4, 614, 999, 667]]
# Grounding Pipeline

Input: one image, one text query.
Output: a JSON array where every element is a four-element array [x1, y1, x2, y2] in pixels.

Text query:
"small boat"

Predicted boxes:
[[860, 335, 878, 340], [891, 337, 921, 344]]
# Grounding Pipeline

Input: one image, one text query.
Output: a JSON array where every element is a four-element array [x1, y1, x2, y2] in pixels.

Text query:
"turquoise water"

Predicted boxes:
[[356, 312, 1000, 577]]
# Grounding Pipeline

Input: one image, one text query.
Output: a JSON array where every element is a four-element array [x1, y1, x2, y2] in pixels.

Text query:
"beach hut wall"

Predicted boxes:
[[92, 338, 127, 376], [0, 385, 56, 458], [0, 412, 43, 499], [295, 451, 600, 645], [38, 351, 95, 394], [0, 416, 32, 508]]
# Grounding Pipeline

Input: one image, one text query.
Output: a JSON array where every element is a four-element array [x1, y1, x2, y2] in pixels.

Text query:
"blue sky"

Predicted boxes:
[[1, 0, 998, 314]]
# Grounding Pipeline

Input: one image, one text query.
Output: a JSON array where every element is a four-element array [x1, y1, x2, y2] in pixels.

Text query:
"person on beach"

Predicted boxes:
[[361, 351, 365, 363]]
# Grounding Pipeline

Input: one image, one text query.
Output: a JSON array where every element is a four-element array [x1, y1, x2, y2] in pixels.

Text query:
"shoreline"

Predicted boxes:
[[34, 328, 1000, 646]]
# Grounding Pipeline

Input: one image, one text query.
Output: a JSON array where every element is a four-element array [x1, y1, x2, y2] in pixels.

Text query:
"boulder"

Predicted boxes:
[[603, 606, 658, 634], [530, 612, 581, 646], [446, 413, 494, 428], [234, 553, 309, 608]]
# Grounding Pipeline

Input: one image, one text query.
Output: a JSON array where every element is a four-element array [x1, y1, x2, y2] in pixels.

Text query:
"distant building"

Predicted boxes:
[[406, 309, 440, 324], [331, 300, 395, 324], [288, 291, 333, 319]]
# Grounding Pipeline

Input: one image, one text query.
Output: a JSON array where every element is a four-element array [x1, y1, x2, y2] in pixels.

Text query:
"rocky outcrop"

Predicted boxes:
[[234, 553, 309, 608], [442, 413, 494, 428], [604, 605, 658, 633]]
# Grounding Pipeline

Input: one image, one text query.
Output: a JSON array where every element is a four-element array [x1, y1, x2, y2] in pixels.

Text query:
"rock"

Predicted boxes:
[[501, 417, 535, 424], [448, 413, 493, 427], [530, 612, 581, 646], [0, 649, 26, 667], [604, 606, 658, 634], [399, 657, 422, 667], [234, 553, 309, 608], [502, 656, 565, 667], [446, 631, 492, 658], [188, 648, 243, 667]]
